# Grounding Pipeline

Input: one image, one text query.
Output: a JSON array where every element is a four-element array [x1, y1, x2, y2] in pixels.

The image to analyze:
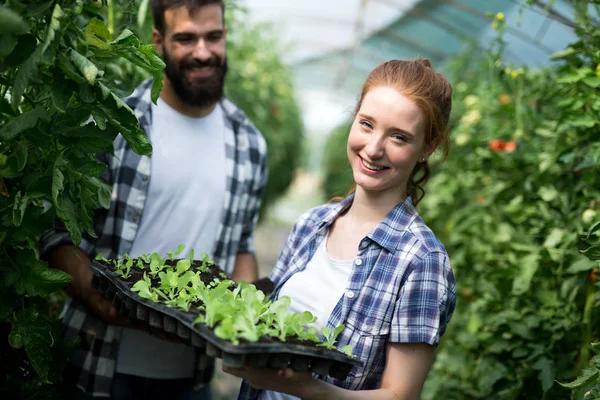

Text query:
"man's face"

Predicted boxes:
[[154, 4, 227, 107]]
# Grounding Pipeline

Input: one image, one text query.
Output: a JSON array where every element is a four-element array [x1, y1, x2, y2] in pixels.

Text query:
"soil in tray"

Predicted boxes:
[[96, 258, 347, 357]]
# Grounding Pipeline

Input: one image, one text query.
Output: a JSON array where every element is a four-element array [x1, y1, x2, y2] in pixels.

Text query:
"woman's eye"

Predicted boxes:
[[360, 120, 372, 129], [393, 134, 407, 142]]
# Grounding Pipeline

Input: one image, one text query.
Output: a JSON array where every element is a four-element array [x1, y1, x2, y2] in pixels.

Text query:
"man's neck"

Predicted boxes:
[[159, 80, 217, 118]]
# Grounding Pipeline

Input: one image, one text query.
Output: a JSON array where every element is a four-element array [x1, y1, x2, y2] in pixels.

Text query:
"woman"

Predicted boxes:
[[226, 59, 456, 400]]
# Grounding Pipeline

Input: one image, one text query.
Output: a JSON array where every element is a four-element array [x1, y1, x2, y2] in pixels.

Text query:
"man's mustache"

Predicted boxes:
[[180, 57, 221, 69]]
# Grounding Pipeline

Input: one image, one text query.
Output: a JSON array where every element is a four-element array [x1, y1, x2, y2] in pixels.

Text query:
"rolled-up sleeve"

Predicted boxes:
[[390, 251, 456, 345]]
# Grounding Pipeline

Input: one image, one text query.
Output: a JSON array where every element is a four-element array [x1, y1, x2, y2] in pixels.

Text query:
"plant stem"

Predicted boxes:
[[107, 0, 115, 36], [578, 280, 597, 371]]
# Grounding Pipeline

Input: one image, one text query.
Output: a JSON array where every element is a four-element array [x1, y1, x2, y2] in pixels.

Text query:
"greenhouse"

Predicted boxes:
[[0, 0, 598, 399]]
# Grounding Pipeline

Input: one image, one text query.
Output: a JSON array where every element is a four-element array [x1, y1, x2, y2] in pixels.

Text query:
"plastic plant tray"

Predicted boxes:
[[90, 260, 362, 380]]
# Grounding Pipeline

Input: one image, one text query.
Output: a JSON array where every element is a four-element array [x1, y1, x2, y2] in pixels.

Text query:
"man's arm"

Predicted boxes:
[[44, 244, 126, 326], [231, 252, 258, 283]]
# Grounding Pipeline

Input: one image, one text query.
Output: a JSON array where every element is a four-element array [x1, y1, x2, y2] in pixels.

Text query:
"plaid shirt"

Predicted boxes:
[[40, 79, 268, 398], [238, 194, 456, 399]]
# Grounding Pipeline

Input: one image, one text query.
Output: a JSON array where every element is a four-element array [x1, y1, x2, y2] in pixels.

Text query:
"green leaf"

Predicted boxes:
[[69, 49, 99, 85], [567, 257, 597, 273], [0, 107, 50, 140], [24, 321, 53, 381], [56, 194, 82, 246], [11, 46, 42, 109], [15, 141, 28, 171], [57, 51, 86, 83], [96, 180, 111, 209], [52, 162, 65, 207], [0, 34, 18, 58], [3, 33, 37, 67], [41, 4, 64, 62], [568, 114, 596, 128], [512, 253, 539, 295], [5, 250, 71, 296], [27, 1, 54, 17], [583, 76, 600, 88], [139, 44, 166, 69], [51, 69, 73, 112], [581, 245, 600, 261], [550, 47, 577, 60], [543, 228, 565, 248], [8, 329, 24, 349], [83, 17, 112, 50], [533, 357, 555, 392], [95, 82, 152, 155], [0, 6, 29, 34], [558, 366, 599, 389], [581, 220, 600, 241], [538, 186, 558, 202], [151, 74, 163, 104], [112, 29, 140, 47]]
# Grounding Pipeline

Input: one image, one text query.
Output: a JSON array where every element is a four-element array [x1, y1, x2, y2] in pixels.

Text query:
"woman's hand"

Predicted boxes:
[[223, 365, 315, 397]]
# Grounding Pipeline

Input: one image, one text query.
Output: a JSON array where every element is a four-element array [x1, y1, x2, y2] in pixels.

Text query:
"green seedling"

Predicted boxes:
[[318, 324, 346, 350]]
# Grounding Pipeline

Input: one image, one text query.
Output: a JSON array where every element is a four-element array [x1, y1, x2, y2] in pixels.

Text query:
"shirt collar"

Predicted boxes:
[[318, 194, 419, 253]]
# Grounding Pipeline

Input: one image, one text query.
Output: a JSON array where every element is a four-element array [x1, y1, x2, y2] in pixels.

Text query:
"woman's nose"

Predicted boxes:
[[364, 136, 385, 159]]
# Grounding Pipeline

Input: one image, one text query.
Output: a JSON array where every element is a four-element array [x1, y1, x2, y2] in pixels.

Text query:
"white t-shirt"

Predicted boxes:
[[116, 98, 226, 379], [261, 233, 354, 400]]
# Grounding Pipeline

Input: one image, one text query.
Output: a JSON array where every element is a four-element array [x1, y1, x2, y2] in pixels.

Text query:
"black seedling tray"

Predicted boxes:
[[90, 261, 362, 380]]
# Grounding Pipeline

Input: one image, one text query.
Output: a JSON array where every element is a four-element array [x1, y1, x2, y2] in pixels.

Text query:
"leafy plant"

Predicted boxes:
[[0, 1, 164, 397]]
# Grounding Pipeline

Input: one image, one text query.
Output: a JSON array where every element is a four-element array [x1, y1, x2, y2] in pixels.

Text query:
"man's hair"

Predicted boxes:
[[151, 0, 225, 34]]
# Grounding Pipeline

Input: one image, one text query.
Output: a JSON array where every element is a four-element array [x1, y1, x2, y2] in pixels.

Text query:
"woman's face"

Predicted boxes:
[[347, 86, 429, 199]]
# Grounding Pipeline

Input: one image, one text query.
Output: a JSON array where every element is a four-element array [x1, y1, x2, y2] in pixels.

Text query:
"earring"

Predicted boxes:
[[420, 157, 427, 163]]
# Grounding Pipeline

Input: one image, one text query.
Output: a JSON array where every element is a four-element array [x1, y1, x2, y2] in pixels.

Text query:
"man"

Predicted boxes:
[[41, 1, 268, 398]]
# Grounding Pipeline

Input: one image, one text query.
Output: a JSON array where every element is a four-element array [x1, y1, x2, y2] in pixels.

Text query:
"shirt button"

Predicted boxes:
[[142, 175, 149, 182], [132, 215, 140, 223], [346, 291, 355, 299], [355, 258, 363, 266]]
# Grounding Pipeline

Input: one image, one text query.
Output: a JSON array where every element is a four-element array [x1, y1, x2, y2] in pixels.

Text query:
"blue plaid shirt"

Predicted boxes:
[[238, 194, 456, 399], [40, 79, 268, 398]]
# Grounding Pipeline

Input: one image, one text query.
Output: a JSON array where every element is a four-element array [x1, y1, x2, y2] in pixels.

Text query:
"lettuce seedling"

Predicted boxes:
[[284, 311, 318, 341], [264, 296, 292, 342], [318, 324, 345, 350], [176, 259, 191, 275], [201, 252, 214, 265], [149, 252, 166, 278], [193, 280, 236, 328], [131, 273, 159, 302], [95, 253, 110, 263], [341, 345, 354, 357], [167, 244, 186, 261], [115, 256, 134, 279]]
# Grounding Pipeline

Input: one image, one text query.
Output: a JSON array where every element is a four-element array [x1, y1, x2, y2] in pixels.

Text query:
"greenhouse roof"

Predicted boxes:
[[242, 0, 581, 132]]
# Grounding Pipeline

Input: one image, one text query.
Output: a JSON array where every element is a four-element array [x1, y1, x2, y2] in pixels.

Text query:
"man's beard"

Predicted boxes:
[[162, 47, 227, 108]]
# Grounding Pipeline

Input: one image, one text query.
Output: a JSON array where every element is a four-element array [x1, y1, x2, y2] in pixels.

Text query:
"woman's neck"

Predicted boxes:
[[348, 187, 406, 225]]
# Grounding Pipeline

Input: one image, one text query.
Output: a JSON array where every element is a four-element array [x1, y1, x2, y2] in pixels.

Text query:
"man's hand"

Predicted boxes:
[[46, 245, 128, 326], [231, 253, 259, 283]]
